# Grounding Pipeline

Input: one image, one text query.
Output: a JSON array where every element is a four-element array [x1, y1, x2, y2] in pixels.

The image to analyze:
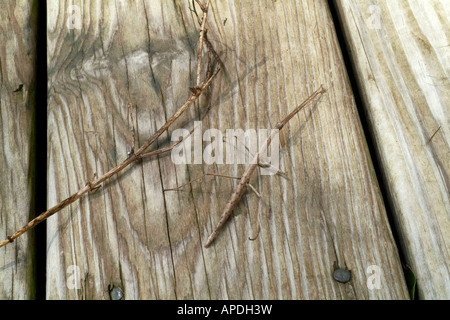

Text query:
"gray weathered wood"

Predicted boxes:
[[0, 0, 37, 299], [46, 0, 409, 299], [335, 0, 450, 299]]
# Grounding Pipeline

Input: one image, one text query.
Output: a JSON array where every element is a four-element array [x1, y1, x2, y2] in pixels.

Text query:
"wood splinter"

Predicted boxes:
[[204, 86, 326, 248]]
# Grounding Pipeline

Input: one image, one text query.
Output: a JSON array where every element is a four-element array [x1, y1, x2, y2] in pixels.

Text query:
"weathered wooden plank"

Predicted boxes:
[[0, 0, 37, 299], [46, 0, 409, 299], [334, 0, 450, 299]]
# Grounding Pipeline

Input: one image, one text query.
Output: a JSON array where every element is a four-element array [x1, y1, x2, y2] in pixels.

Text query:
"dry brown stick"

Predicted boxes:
[[138, 141, 182, 159], [0, 11, 221, 248], [204, 85, 326, 248], [195, 0, 210, 87], [190, 0, 202, 25], [0, 69, 220, 248], [0, 0, 218, 249], [194, 0, 206, 12], [140, 88, 214, 161]]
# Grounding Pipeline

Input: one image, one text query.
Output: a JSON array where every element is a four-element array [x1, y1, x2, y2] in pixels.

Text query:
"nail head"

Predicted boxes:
[[109, 286, 124, 300], [333, 268, 351, 283]]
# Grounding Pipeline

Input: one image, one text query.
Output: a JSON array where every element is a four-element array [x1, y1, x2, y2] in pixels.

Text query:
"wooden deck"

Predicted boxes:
[[335, 0, 449, 299], [0, 1, 36, 299], [0, 0, 448, 300]]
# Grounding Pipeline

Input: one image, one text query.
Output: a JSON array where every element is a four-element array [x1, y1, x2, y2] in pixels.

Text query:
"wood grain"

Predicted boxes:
[[0, 0, 37, 299], [334, 0, 450, 299], [46, 0, 409, 299]]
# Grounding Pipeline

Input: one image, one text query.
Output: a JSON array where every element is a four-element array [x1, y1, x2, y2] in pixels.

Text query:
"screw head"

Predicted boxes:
[[333, 268, 352, 283], [109, 286, 124, 300]]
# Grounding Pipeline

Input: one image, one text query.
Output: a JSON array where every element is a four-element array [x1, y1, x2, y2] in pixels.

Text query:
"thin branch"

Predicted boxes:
[[0, 72, 219, 249], [194, 0, 206, 12], [0, 7, 222, 248], [138, 140, 181, 160], [136, 68, 220, 158], [196, 0, 210, 87], [204, 86, 326, 247], [190, 0, 202, 25]]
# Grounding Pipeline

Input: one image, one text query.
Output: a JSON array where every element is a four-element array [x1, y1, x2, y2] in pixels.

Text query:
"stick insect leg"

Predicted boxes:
[[222, 135, 289, 178], [164, 173, 241, 192], [246, 183, 262, 241], [128, 102, 136, 155]]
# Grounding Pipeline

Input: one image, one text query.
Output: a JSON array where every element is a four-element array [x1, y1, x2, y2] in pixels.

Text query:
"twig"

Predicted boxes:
[[141, 80, 217, 161], [189, 0, 202, 25], [0, 2, 220, 248], [0, 71, 219, 249], [196, 0, 210, 87], [194, 0, 206, 12], [138, 140, 182, 160], [204, 86, 326, 247]]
